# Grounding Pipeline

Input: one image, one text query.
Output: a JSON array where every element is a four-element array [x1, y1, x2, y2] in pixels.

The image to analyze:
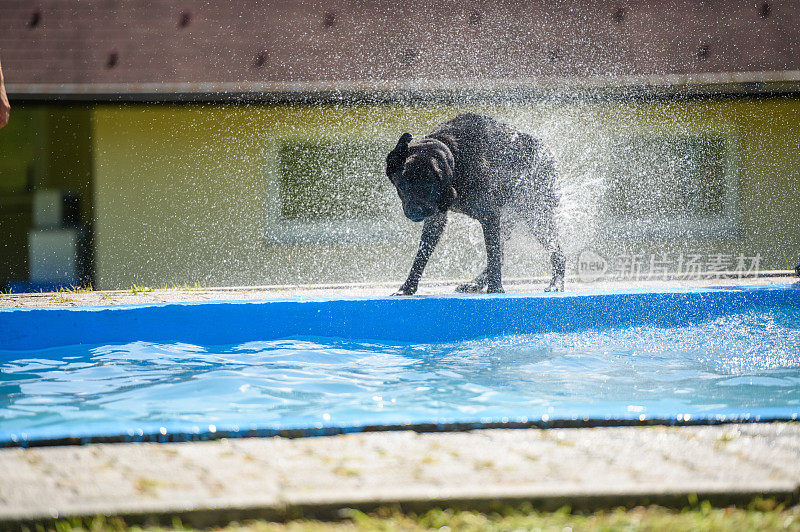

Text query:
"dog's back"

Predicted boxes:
[[428, 113, 558, 211]]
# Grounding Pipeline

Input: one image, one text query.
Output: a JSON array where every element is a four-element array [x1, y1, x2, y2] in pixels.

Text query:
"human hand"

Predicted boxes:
[[0, 82, 8, 129], [0, 58, 8, 129]]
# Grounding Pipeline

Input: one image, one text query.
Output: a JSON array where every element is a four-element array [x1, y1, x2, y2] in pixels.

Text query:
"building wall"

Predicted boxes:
[[89, 97, 800, 290], [91, 103, 475, 288]]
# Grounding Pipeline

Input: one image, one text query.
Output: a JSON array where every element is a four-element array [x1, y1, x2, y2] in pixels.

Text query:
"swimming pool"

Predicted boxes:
[[1, 285, 799, 446]]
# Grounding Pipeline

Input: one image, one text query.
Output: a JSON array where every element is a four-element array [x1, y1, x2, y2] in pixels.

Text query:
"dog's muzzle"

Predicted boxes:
[[404, 204, 435, 222]]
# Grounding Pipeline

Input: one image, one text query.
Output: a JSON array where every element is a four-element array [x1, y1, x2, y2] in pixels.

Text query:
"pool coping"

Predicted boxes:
[[2, 271, 797, 310], [3, 415, 797, 450], [3, 279, 799, 312]]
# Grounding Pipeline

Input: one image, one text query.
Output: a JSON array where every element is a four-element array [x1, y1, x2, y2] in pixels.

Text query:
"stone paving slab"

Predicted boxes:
[[1, 423, 799, 527]]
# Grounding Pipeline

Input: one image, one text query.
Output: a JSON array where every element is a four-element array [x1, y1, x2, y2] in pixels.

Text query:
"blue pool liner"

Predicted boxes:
[[1, 284, 799, 447], [3, 408, 796, 449], [2, 284, 799, 352]]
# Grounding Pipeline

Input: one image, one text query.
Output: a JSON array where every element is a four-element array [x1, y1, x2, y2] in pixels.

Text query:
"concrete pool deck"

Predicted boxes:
[[1, 424, 799, 527], [1, 273, 799, 527], [1, 271, 798, 308]]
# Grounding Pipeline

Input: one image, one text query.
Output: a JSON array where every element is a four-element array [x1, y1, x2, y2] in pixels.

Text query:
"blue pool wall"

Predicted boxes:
[[2, 285, 799, 352]]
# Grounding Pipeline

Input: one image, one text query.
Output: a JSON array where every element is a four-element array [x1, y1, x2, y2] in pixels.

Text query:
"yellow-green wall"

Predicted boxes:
[[51, 98, 800, 289], [90, 99, 800, 289], [91, 104, 499, 289]]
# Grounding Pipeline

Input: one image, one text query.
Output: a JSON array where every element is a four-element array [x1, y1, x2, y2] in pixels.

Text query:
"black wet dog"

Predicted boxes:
[[386, 113, 565, 295]]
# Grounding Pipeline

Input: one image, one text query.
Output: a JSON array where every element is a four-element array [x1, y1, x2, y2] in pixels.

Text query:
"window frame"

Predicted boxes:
[[262, 134, 410, 245], [601, 123, 742, 240]]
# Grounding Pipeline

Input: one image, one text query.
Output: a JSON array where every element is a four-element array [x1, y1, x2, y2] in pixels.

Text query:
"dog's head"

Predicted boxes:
[[386, 133, 456, 222]]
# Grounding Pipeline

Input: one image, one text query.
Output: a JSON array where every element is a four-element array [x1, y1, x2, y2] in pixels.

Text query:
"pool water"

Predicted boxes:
[[1, 305, 799, 444]]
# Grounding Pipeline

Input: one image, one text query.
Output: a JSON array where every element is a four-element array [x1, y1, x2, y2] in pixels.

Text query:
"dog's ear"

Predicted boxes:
[[439, 185, 457, 210], [386, 133, 412, 177], [438, 144, 455, 183], [432, 140, 456, 209], [395, 132, 412, 151]]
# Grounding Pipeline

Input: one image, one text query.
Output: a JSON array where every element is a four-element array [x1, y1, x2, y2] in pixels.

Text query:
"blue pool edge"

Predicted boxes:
[[3, 411, 798, 449], [2, 283, 800, 351]]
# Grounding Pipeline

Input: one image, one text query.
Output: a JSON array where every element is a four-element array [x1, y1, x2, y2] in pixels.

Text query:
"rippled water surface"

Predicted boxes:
[[2, 306, 799, 442]]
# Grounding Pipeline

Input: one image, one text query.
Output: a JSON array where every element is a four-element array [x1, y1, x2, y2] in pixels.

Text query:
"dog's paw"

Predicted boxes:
[[393, 284, 418, 296], [487, 285, 505, 294], [455, 282, 483, 293], [544, 280, 565, 292]]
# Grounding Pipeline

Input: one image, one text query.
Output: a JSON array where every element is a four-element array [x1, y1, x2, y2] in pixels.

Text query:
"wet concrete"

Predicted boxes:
[[1, 272, 797, 308]]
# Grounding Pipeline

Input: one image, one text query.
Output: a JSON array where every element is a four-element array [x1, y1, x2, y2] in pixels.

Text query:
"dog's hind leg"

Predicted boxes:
[[456, 222, 512, 293], [525, 206, 565, 292], [394, 212, 448, 296], [545, 243, 566, 292], [455, 270, 487, 293], [482, 216, 506, 293]]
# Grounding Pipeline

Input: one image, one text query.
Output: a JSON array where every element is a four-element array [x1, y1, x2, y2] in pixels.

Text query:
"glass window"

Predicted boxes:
[[277, 141, 394, 221], [605, 135, 728, 219]]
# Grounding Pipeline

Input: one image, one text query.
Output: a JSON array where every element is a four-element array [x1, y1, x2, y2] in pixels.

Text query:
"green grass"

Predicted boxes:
[[31, 499, 800, 532], [1, 284, 93, 299], [129, 284, 155, 295], [129, 283, 209, 294], [47, 284, 94, 303], [159, 282, 209, 291], [49, 293, 77, 304], [2, 283, 213, 298]]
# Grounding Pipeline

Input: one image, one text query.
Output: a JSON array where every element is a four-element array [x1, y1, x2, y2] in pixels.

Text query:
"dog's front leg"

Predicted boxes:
[[456, 222, 512, 293], [481, 216, 504, 293], [394, 212, 447, 295]]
